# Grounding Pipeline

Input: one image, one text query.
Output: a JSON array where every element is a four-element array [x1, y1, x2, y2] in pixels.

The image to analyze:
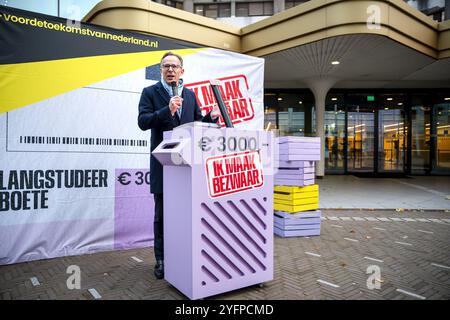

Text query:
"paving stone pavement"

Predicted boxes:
[[0, 209, 449, 300]]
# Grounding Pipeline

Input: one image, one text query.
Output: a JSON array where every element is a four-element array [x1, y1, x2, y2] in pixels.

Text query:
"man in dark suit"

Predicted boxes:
[[138, 52, 220, 279]]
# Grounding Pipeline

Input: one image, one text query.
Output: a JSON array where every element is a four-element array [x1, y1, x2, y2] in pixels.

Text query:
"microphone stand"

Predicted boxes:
[[210, 80, 234, 128]]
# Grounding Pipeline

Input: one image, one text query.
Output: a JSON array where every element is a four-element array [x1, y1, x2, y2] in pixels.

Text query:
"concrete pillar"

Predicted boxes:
[[183, 0, 194, 13], [231, 0, 236, 16], [273, 0, 285, 13], [304, 77, 337, 177]]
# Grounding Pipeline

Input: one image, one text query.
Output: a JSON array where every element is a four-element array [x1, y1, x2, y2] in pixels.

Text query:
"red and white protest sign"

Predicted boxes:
[[205, 150, 264, 198], [185, 75, 255, 126]]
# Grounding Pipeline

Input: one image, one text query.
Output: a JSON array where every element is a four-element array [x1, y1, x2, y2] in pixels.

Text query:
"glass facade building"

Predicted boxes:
[[3, 0, 449, 177], [265, 90, 450, 175]]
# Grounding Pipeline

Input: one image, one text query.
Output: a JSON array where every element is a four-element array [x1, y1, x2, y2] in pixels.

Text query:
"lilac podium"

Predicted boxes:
[[152, 122, 274, 300]]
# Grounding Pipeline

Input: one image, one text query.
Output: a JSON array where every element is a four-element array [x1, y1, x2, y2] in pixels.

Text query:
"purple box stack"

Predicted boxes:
[[274, 136, 320, 187], [274, 160, 316, 186], [274, 136, 322, 237], [274, 210, 321, 237], [276, 136, 321, 160]]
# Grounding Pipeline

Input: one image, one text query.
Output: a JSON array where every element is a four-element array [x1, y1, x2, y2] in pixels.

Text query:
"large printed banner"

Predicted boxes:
[[0, 7, 264, 265]]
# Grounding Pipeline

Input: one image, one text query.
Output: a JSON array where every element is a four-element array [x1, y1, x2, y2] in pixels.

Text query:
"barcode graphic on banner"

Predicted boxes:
[[19, 136, 148, 147]]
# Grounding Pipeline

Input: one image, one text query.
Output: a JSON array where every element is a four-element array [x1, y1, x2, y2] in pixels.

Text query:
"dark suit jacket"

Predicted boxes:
[[138, 81, 217, 194]]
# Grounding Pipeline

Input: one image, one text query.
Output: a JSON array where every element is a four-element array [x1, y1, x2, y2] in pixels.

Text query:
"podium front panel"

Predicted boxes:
[[153, 123, 274, 299]]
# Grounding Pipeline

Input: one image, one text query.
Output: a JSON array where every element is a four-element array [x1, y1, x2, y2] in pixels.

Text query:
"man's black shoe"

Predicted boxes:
[[154, 260, 164, 279]]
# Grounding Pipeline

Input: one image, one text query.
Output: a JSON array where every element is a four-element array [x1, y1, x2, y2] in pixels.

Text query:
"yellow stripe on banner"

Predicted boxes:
[[274, 190, 319, 201], [274, 196, 319, 206], [0, 48, 205, 114], [274, 203, 319, 213], [274, 184, 319, 194]]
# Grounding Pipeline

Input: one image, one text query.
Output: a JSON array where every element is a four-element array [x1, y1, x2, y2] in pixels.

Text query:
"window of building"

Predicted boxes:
[[1, 0, 58, 16], [1, 0, 102, 20], [285, 0, 308, 10], [422, 5, 446, 22], [325, 94, 345, 172], [236, 2, 273, 17], [263, 90, 315, 137], [378, 94, 407, 173], [411, 94, 431, 173], [264, 93, 278, 132], [161, 0, 183, 10], [346, 93, 376, 172], [434, 95, 450, 170], [194, 3, 231, 18]]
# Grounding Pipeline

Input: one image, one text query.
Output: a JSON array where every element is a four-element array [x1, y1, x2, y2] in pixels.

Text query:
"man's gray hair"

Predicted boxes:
[[160, 51, 183, 67]]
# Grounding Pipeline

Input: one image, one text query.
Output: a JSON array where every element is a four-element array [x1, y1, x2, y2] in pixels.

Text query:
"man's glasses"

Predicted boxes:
[[161, 64, 181, 70]]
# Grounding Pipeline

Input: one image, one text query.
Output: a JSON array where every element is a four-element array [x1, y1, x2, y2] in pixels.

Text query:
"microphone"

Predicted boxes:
[[170, 81, 178, 97]]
